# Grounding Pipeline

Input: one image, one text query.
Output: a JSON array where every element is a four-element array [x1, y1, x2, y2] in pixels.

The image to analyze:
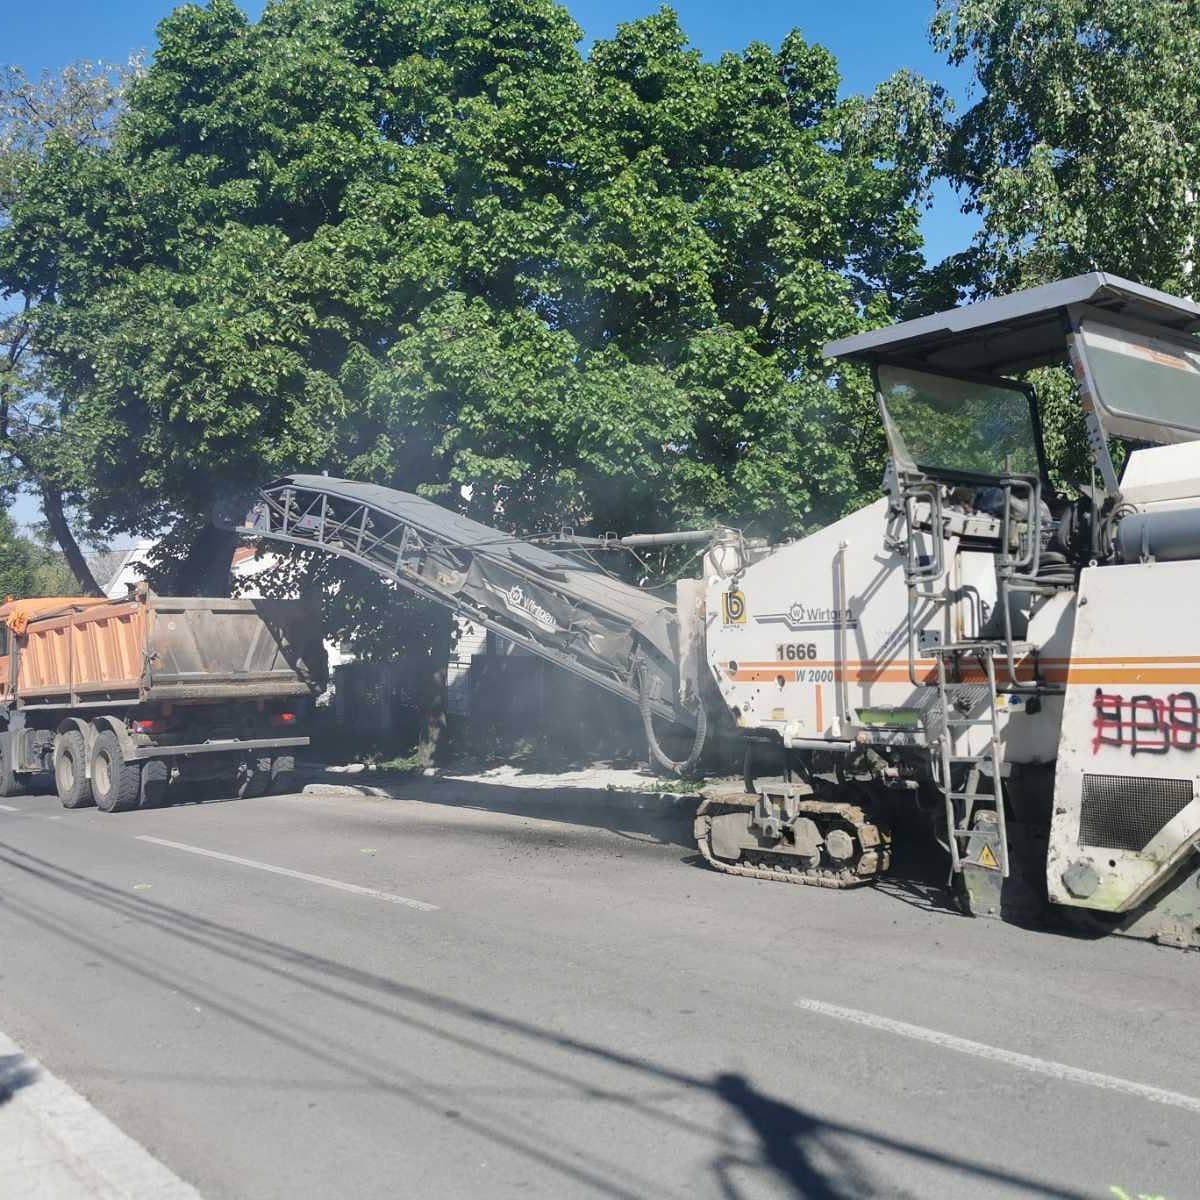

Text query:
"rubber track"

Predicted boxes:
[[694, 793, 890, 888]]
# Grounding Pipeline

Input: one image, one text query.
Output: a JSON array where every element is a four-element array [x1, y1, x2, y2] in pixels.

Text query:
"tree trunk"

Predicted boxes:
[[39, 483, 102, 596], [416, 611, 453, 768], [170, 523, 238, 597]]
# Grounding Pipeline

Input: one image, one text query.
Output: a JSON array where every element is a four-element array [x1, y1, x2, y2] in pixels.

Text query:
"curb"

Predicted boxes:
[[302, 781, 400, 799], [0, 1028, 201, 1199]]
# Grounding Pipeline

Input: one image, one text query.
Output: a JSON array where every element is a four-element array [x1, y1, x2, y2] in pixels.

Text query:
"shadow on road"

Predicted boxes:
[[711, 1072, 882, 1200], [0, 1053, 38, 1106], [325, 776, 975, 923], [0, 840, 1088, 1199], [312, 774, 701, 851]]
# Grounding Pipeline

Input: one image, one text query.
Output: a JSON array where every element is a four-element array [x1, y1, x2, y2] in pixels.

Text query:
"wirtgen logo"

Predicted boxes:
[[756, 601, 857, 631], [503, 585, 557, 633]]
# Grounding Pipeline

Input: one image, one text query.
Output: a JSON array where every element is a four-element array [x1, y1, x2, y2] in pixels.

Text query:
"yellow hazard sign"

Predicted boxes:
[[975, 843, 1000, 870]]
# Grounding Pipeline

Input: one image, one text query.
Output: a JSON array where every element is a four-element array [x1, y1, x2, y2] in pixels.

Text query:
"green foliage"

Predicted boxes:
[[25, 526, 79, 594], [0, 0, 930, 582], [934, 0, 1200, 294], [0, 509, 35, 597], [0, 508, 79, 598], [924, 1, 1200, 493], [1030, 366, 1090, 493], [0, 58, 139, 592]]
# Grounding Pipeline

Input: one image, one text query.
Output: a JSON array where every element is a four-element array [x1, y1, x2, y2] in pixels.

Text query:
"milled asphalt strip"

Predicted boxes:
[[135, 835, 439, 911], [794, 996, 1200, 1116], [0, 1028, 203, 1199]]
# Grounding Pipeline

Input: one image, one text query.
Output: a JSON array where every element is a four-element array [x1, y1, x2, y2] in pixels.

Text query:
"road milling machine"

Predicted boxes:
[[240, 272, 1200, 948]]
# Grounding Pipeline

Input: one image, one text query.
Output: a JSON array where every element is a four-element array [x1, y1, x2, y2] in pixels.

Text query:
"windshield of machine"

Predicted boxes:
[[876, 364, 1041, 478], [1078, 318, 1200, 443]]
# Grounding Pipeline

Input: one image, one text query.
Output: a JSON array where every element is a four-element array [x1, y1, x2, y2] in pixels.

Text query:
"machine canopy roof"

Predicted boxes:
[[823, 272, 1200, 377]]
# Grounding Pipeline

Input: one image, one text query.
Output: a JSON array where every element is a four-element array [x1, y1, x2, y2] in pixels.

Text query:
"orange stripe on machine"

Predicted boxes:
[[726, 657, 1200, 688]]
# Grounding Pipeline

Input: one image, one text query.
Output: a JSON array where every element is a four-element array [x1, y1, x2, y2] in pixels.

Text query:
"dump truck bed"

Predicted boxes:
[[2, 594, 321, 709]]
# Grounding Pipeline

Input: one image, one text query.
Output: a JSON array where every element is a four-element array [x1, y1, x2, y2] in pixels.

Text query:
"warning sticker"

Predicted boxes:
[[975, 843, 1000, 870]]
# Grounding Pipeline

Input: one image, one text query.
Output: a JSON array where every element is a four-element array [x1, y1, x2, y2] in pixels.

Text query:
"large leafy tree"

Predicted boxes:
[[0, 0, 932, 601], [934, 0, 1200, 296], [926, 1, 1200, 488], [0, 60, 139, 593]]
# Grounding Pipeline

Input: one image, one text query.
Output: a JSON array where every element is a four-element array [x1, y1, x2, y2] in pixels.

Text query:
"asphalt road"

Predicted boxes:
[[0, 777, 1196, 1199]]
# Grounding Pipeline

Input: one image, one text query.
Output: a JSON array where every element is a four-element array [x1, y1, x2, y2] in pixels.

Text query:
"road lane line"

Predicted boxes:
[[0, 1026, 202, 1199], [135, 835, 438, 911], [794, 996, 1200, 1115], [0, 803, 20, 812]]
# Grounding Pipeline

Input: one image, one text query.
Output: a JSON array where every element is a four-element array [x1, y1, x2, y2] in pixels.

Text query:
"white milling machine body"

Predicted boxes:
[[699, 273, 1200, 946]]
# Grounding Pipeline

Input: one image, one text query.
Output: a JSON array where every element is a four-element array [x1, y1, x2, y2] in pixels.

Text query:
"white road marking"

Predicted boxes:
[[135, 835, 438, 911], [0, 1027, 202, 1199], [0, 803, 20, 811], [794, 996, 1200, 1115]]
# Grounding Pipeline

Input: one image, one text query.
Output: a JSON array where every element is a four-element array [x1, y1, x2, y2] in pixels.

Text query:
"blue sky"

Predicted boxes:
[[2, 0, 977, 533]]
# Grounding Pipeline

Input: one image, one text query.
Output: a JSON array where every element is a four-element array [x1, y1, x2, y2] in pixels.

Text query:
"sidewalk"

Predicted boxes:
[[297, 761, 708, 853], [300, 759, 706, 810], [0, 1031, 200, 1200]]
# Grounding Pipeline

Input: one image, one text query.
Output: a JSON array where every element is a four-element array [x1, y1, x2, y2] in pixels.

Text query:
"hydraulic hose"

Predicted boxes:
[[637, 660, 708, 778]]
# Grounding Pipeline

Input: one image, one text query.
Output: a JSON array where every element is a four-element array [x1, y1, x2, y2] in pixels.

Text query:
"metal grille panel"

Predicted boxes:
[[1079, 774, 1194, 852]]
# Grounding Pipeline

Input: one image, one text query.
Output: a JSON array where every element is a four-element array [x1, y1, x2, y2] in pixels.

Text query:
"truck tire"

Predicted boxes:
[[91, 731, 142, 813], [0, 733, 26, 798], [139, 758, 170, 808], [54, 730, 94, 809], [269, 754, 296, 795]]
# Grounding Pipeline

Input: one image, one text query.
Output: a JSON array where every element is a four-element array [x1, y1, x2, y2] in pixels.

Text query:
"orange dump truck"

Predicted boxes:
[[0, 589, 324, 811]]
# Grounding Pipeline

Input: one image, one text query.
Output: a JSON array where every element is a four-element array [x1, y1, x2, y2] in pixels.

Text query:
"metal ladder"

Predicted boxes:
[[893, 472, 1062, 878], [930, 642, 1010, 878]]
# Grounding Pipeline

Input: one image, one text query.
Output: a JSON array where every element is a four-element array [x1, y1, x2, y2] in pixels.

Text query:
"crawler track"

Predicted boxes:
[[694, 792, 891, 887]]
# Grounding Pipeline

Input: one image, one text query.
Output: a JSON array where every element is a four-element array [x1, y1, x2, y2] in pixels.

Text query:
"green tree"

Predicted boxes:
[[0, 0, 931, 600], [934, 0, 1200, 295], [925, 0, 1200, 488], [0, 509, 39, 598], [0, 59, 140, 594]]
